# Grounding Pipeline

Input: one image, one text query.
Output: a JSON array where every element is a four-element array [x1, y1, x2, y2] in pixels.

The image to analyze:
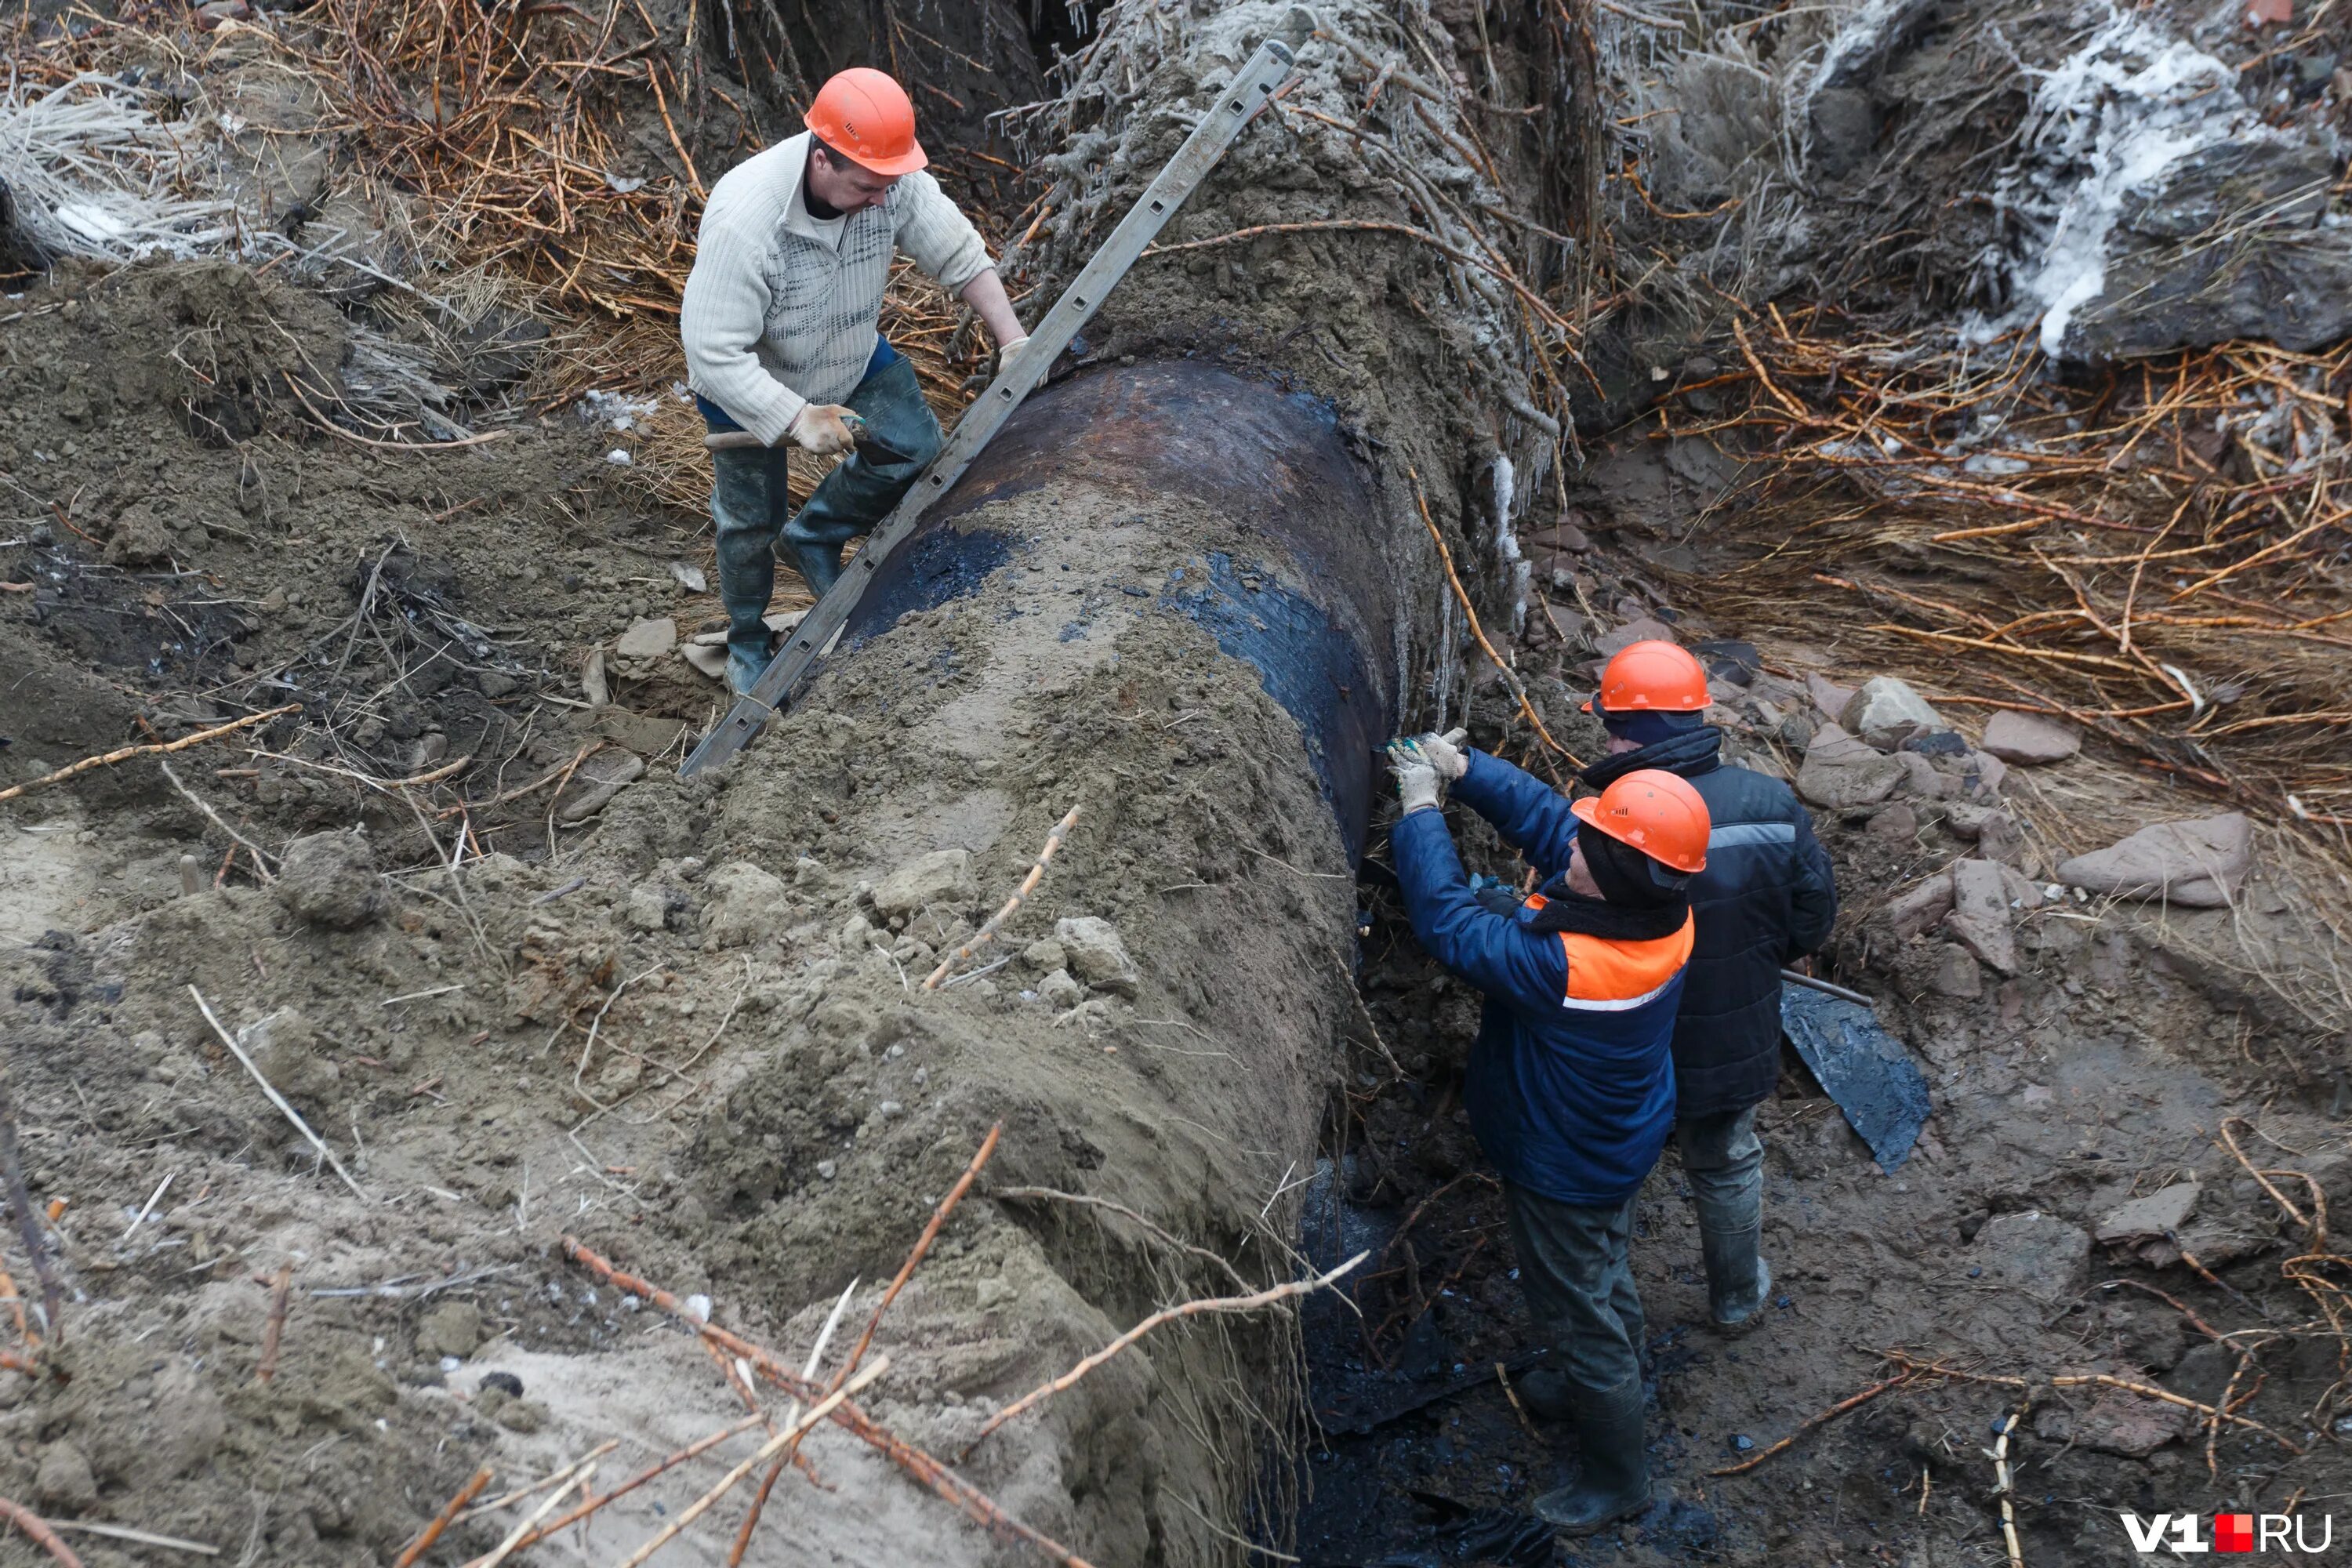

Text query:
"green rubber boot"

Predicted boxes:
[[1532, 1375, 1652, 1537]]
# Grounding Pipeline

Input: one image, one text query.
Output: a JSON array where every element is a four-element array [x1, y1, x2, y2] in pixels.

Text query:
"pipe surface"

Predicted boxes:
[[846, 362, 1397, 857]]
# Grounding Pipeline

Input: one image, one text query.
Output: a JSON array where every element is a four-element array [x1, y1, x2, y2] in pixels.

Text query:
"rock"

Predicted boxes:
[[1795, 723, 1906, 809], [243, 1009, 336, 1107], [1038, 968, 1083, 1009], [702, 860, 788, 948], [103, 506, 174, 566], [276, 833, 383, 929], [1805, 673, 1857, 720], [1944, 858, 2018, 975], [681, 641, 728, 681], [2034, 1389, 2180, 1457], [592, 706, 688, 758], [1882, 870, 1955, 940], [2056, 814, 2253, 909], [623, 884, 669, 932], [582, 647, 610, 708], [1944, 804, 2024, 866], [1022, 938, 1066, 972], [494, 1398, 549, 1433], [872, 849, 977, 921], [1892, 752, 1946, 800], [416, 1300, 484, 1359], [614, 617, 677, 660], [2096, 1182, 2200, 1247], [1962, 749, 2009, 798], [1976, 1211, 2090, 1300], [1980, 710, 2081, 766], [1867, 802, 1918, 840], [1838, 677, 1947, 752], [1927, 943, 1982, 1000], [1054, 916, 1141, 997], [33, 1441, 96, 1511], [2064, 141, 2352, 361], [555, 753, 645, 824], [1594, 617, 1679, 659]]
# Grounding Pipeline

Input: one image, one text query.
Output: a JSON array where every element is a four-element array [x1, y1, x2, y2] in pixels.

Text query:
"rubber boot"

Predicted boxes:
[[788, 539, 845, 598], [1514, 1367, 1572, 1423], [1533, 1376, 1652, 1536], [1701, 1223, 1772, 1327]]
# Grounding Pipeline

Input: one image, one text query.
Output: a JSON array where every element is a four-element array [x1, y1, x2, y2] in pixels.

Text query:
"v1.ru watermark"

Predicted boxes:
[[2121, 1514, 2335, 1554]]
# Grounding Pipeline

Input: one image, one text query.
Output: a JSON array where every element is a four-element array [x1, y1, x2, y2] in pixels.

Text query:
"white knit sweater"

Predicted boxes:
[[681, 131, 992, 445]]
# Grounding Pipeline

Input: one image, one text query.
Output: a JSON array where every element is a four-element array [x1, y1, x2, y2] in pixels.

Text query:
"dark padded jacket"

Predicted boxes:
[[1582, 728, 1838, 1118]]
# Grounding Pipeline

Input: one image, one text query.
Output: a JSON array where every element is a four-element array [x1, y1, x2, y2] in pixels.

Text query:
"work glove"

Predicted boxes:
[[788, 403, 858, 457], [1385, 735, 1447, 815], [1410, 728, 1470, 781]]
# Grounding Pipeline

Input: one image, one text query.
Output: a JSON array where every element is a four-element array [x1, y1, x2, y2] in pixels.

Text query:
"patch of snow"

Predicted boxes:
[[578, 389, 662, 433], [1963, 6, 2265, 356]]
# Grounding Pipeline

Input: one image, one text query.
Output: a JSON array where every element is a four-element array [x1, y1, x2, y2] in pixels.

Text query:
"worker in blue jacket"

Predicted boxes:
[[1387, 729, 1711, 1535], [1580, 641, 1838, 1327]]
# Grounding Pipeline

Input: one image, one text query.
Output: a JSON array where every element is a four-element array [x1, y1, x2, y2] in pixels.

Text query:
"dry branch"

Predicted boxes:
[[558, 1238, 1100, 1568], [0, 1067, 60, 1341], [255, 1265, 293, 1384], [189, 987, 370, 1203], [0, 1498, 81, 1568], [924, 811, 1081, 989], [963, 1250, 1368, 1453], [1708, 1371, 1918, 1476], [1408, 466, 1577, 777], [393, 1465, 492, 1568], [609, 1361, 884, 1568], [836, 1123, 1001, 1381], [0, 705, 299, 804]]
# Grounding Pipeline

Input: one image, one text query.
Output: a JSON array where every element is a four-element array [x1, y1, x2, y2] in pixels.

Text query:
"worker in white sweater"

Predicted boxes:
[[681, 67, 1028, 693]]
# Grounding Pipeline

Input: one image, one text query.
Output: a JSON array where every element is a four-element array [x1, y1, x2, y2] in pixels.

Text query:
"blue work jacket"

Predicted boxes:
[[1391, 750, 1691, 1207]]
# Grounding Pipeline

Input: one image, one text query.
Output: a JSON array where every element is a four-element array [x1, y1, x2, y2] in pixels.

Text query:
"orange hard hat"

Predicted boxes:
[[1571, 768, 1710, 874], [1581, 639, 1708, 716], [804, 68, 927, 176]]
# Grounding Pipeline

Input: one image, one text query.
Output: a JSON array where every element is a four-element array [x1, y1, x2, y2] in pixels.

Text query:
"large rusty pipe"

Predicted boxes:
[[844, 361, 1399, 857]]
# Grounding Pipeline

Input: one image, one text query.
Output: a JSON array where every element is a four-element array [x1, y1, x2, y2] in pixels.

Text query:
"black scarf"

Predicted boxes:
[[1579, 725, 1724, 792], [1529, 821, 1690, 939]]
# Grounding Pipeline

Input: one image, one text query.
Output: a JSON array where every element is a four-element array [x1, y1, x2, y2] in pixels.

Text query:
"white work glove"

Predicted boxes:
[[1410, 728, 1470, 781], [1385, 736, 1445, 815], [787, 403, 858, 457]]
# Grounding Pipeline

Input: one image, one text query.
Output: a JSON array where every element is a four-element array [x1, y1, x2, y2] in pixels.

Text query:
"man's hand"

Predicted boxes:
[[1385, 736, 1445, 815], [788, 403, 858, 456], [1410, 728, 1470, 780]]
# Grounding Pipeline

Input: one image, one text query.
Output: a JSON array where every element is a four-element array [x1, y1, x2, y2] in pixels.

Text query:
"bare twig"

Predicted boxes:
[[0, 1067, 61, 1340], [255, 1265, 293, 1383], [0, 706, 299, 804], [836, 1124, 1002, 1382], [392, 1465, 492, 1568], [1709, 1371, 1917, 1475], [924, 809, 1081, 989], [963, 1250, 1369, 1452], [610, 1362, 883, 1568], [188, 987, 370, 1203], [157, 762, 278, 883], [0, 1497, 81, 1568]]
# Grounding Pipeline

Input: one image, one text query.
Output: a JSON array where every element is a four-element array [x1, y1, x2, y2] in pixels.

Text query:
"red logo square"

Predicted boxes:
[[2214, 1514, 2255, 1553]]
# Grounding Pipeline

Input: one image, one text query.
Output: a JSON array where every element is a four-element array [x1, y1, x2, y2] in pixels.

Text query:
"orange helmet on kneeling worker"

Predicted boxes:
[[1582, 638, 1709, 717], [1572, 768, 1710, 875], [805, 68, 928, 176]]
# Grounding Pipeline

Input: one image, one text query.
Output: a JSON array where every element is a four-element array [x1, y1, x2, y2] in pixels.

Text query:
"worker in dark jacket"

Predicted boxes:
[[1581, 641, 1838, 1327], [1388, 730, 1710, 1534]]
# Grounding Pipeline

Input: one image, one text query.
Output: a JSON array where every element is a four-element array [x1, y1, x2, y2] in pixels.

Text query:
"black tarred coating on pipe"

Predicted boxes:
[[844, 363, 1397, 861]]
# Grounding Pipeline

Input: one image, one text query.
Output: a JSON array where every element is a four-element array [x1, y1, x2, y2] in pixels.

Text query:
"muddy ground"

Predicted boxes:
[[0, 2, 2349, 1567]]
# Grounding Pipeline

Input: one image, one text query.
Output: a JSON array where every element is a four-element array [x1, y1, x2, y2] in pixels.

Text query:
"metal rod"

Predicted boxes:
[[1781, 968, 1875, 1007]]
